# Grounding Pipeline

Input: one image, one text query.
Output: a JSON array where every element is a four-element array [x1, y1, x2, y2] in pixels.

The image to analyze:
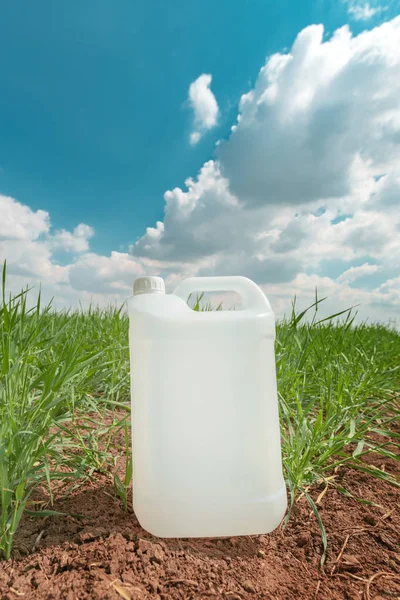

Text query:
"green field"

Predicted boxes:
[[1, 265, 399, 562]]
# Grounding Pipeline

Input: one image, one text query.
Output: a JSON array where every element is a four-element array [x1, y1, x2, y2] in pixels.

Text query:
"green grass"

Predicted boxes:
[[276, 297, 399, 563], [0, 264, 399, 562], [0, 263, 129, 559]]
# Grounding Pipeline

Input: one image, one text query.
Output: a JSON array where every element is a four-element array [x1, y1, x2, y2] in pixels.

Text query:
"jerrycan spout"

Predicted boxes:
[[133, 276, 165, 296]]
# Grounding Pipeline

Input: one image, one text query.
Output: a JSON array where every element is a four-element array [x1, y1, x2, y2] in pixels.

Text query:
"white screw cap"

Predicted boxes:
[[133, 276, 165, 296]]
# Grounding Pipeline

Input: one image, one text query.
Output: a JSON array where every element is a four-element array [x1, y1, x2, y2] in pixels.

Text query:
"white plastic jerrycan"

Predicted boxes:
[[128, 275, 287, 538]]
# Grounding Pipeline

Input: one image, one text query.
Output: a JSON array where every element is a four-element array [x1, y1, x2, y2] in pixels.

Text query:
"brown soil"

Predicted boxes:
[[1, 428, 399, 600]]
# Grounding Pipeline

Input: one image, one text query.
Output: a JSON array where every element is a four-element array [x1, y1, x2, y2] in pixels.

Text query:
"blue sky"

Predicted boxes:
[[1, 0, 399, 321]]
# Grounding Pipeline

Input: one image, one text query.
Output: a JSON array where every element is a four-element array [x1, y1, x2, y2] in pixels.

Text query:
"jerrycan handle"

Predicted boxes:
[[173, 276, 272, 313]]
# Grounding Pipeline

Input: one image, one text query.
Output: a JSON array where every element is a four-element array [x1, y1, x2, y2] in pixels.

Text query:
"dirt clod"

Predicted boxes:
[[296, 533, 310, 547], [242, 579, 256, 593]]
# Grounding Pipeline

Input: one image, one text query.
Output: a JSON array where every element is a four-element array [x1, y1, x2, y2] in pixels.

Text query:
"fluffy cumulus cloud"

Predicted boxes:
[[188, 74, 219, 145], [218, 20, 400, 207], [0, 194, 146, 308], [2, 17, 400, 323], [0, 194, 50, 241], [133, 17, 400, 323], [0, 195, 64, 284], [68, 252, 144, 295], [50, 224, 94, 253]]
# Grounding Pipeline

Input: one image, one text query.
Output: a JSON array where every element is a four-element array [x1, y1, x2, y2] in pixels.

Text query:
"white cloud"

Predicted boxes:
[[337, 263, 379, 283], [218, 19, 400, 207], [1, 239, 68, 283], [260, 272, 399, 325], [51, 223, 94, 252], [132, 17, 400, 323], [190, 132, 201, 145], [375, 276, 400, 306], [134, 160, 244, 261], [188, 74, 219, 145], [0, 191, 185, 310], [51, 224, 95, 253], [347, 2, 385, 21], [0, 194, 49, 241], [68, 251, 144, 295], [0, 194, 144, 308], [0, 194, 65, 283]]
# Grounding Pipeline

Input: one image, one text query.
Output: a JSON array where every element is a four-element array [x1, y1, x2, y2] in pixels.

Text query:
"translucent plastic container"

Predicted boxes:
[[128, 276, 287, 538]]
